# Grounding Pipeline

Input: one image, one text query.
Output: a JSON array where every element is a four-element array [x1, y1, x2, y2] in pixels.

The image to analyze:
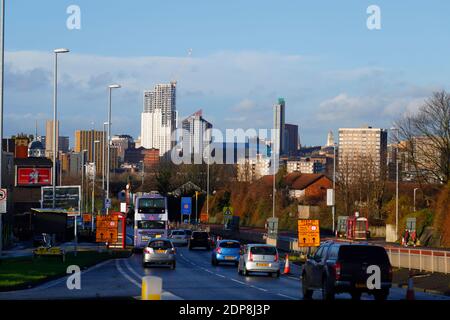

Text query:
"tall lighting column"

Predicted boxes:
[[106, 84, 121, 214], [391, 127, 400, 240], [0, 0, 5, 256], [52, 48, 70, 209]]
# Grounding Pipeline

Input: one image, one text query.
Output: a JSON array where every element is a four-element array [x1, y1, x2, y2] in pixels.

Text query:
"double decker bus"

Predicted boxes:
[[134, 192, 168, 249]]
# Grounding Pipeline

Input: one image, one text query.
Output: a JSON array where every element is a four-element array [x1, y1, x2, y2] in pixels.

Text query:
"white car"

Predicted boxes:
[[238, 244, 280, 278], [169, 230, 188, 246]]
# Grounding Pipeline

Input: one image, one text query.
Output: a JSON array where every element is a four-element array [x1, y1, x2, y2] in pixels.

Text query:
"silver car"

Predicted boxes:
[[143, 238, 176, 269], [238, 244, 280, 278], [169, 230, 188, 246]]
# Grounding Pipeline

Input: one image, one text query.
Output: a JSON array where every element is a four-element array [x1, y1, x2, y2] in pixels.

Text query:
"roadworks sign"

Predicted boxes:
[[96, 215, 119, 243], [222, 206, 234, 216], [297, 219, 320, 247]]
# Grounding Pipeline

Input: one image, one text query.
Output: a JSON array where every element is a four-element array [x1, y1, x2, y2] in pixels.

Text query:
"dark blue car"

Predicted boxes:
[[211, 240, 241, 266]]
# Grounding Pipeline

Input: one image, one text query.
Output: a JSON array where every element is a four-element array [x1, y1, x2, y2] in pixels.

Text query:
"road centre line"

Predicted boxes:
[[124, 258, 143, 280], [230, 278, 246, 285], [115, 259, 141, 288], [277, 293, 297, 300]]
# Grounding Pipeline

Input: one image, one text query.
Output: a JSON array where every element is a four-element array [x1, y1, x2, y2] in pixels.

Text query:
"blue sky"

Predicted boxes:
[[4, 0, 450, 146]]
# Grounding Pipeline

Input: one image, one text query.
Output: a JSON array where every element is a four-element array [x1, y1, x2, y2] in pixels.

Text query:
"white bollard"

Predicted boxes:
[[141, 276, 162, 300]]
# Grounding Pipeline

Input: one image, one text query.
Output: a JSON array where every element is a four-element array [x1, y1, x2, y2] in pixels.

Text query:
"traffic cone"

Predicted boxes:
[[406, 271, 415, 300], [283, 254, 291, 274]]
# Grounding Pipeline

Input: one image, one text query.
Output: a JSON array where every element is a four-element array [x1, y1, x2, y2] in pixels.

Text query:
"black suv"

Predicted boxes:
[[301, 242, 392, 300], [188, 231, 211, 250]]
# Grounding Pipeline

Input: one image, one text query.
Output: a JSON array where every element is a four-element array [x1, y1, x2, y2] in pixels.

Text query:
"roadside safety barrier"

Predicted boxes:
[[209, 226, 450, 274]]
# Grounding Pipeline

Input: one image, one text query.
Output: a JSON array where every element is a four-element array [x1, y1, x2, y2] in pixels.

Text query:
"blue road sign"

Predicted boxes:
[[105, 198, 112, 209], [181, 197, 192, 216]]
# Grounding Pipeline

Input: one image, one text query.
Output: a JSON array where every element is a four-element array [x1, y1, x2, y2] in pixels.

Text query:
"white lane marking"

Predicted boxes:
[[287, 276, 299, 280], [255, 287, 268, 292], [230, 278, 246, 285], [124, 258, 143, 280], [215, 274, 226, 278], [115, 259, 141, 288], [277, 293, 297, 300]]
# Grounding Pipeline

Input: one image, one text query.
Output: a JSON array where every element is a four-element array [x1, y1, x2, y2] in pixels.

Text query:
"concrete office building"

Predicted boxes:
[[338, 126, 388, 179], [111, 135, 134, 162], [74, 130, 106, 175], [181, 110, 212, 161], [141, 82, 177, 157], [45, 120, 59, 159]]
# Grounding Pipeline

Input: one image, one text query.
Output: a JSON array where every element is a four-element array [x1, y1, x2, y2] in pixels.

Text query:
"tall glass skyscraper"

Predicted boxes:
[[273, 98, 285, 156], [141, 82, 177, 157]]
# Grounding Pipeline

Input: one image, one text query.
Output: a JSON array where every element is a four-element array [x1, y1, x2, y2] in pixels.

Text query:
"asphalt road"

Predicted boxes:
[[1, 246, 449, 300]]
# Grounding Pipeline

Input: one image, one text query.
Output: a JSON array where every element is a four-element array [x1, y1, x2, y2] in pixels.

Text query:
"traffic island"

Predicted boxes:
[[0, 249, 131, 292]]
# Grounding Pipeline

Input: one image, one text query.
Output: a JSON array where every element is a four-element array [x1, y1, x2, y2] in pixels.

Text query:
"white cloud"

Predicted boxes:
[[233, 98, 256, 111], [2, 50, 443, 145], [317, 93, 379, 121]]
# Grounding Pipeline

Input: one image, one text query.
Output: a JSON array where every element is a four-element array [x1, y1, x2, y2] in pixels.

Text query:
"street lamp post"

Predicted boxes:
[[206, 154, 210, 222], [140, 160, 145, 187], [106, 85, 121, 214], [92, 141, 100, 230], [102, 122, 107, 194], [391, 127, 400, 240], [52, 48, 69, 209], [80, 149, 87, 214], [332, 144, 337, 233], [0, 0, 5, 256]]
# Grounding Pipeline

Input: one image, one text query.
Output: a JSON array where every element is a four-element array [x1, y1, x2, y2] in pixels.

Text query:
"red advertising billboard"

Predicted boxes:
[[16, 167, 52, 186]]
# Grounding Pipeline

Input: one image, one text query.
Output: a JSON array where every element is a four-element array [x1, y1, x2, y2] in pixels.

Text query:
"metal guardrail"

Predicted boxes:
[[386, 247, 449, 274]]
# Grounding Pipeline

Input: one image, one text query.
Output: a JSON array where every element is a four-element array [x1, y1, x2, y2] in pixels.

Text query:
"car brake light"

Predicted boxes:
[[274, 253, 279, 262], [171, 248, 176, 254], [249, 251, 253, 262], [216, 247, 222, 254], [144, 248, 152, 254], [334, 262, 341, 280]]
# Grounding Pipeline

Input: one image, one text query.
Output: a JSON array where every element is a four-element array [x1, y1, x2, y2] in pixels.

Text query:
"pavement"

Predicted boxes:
[[392, 268, 450, 296], [0, 246, 449, 300]]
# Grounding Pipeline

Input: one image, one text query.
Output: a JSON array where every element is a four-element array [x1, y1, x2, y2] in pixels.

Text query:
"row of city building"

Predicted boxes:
[[237, 126, 444, 184]]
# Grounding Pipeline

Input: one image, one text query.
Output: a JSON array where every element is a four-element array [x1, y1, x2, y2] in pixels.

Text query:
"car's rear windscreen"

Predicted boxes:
[[250, 246, 277, 255], [193, 232, 208, 239], [171, 231, 185, 235], [148, 240, 172, 249], [338, 246, 389, 263], [220, 241, 240, 248]]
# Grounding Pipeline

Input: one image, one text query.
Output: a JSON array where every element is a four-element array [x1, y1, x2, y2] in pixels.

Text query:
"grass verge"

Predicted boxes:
[[0, 249, 131, 291]]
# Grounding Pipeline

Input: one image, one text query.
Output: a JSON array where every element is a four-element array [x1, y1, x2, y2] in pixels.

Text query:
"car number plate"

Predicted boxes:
[[256, 263, 269, 267], [156, 250, 166, 254], [225, 256, 235, 260]]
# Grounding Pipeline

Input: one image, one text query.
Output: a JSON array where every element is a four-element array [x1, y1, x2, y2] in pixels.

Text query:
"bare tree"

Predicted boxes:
[[396, 90, 450, 184], [336, 153, 387, 219]]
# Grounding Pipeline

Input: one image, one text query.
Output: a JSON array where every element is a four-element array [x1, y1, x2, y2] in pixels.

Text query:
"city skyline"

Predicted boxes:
[[3, 1, 450, 146]]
